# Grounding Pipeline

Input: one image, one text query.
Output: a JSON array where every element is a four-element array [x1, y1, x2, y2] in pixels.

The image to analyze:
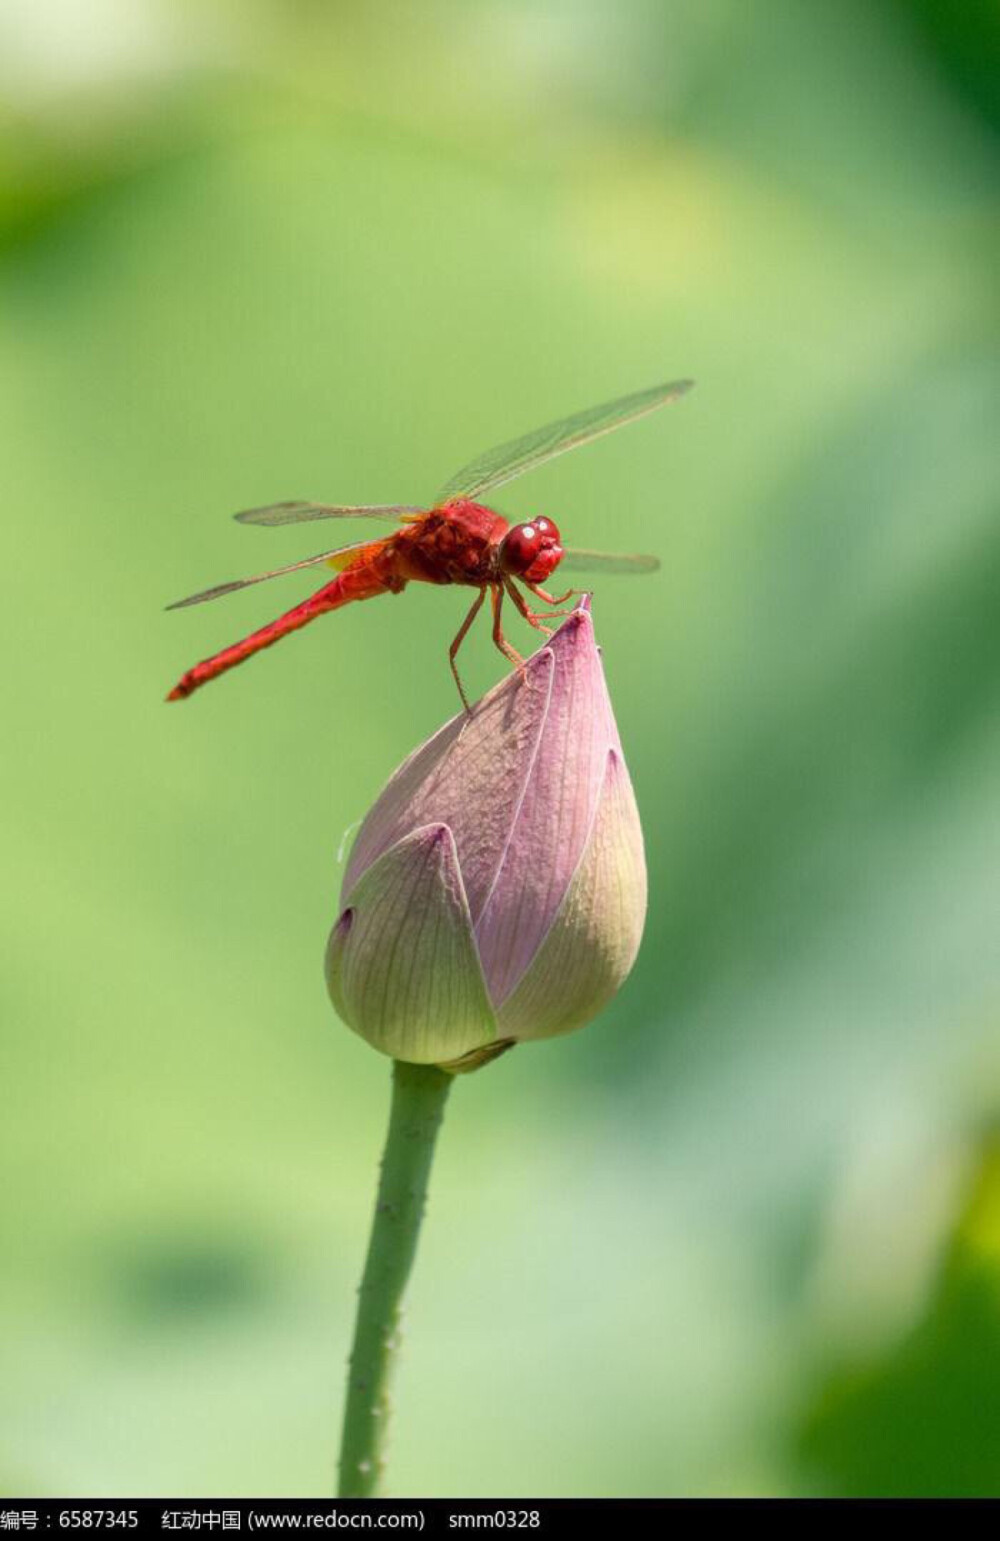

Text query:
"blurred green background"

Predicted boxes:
[[2, 0, 999, 1499]]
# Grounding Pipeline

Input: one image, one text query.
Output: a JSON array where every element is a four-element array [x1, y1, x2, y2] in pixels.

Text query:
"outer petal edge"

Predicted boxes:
[[326, 823, 497, 1064]]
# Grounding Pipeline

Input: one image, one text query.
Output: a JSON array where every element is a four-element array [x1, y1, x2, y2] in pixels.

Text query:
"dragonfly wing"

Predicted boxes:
[[166, 540, 380, 610], [437, 379, 694, 501], [558, 547, 661, 575], [234, 501, 421, 527]]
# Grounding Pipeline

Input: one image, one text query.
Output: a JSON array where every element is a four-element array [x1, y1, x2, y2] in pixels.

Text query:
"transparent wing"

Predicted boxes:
[[558, 548, 660, 575], [166, 540, 379, 610], [437, 378, 694, 502], [234, 501, 421, 528]]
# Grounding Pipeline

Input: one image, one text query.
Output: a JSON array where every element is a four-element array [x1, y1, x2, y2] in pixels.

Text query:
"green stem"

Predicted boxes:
[[337, 1059, 453, 1498]]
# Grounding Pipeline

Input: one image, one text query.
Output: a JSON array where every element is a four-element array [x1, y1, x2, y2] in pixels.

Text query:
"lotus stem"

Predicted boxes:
[[337, 1060, 453, 1497]]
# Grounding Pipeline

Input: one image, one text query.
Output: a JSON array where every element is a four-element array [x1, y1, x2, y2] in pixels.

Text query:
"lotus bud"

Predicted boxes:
[[325, 597, 647, 1069]]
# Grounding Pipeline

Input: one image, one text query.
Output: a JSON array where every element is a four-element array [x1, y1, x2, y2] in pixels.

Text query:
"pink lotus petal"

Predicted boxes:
[[474, 606, 621, 1004], [342, 597, 629, 1011], [345, 645, 555, 928], [496, 748, 646, 1040]]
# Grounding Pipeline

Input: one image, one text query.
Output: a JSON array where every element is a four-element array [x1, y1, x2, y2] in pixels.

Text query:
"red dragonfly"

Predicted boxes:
[[167, 378, 692, 707]]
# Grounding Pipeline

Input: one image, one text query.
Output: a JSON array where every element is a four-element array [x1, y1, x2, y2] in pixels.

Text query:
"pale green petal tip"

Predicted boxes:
[[326, 824, 498, 1065]]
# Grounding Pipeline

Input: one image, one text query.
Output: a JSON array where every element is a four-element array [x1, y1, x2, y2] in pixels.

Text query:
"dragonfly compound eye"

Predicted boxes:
[[500, 519, 564, 582]]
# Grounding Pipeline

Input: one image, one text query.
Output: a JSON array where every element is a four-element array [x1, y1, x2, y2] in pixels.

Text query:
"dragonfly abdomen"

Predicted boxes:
[[167, 555, 398, 701]]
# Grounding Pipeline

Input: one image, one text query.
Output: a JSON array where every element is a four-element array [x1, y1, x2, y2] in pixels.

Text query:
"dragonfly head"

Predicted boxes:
[[499, 517, 564, 583]]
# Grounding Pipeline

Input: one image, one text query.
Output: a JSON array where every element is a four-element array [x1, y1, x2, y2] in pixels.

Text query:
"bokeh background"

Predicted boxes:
[[3, 0, 999, 1499]]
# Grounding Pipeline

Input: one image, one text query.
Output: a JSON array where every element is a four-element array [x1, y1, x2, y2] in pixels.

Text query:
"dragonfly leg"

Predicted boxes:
[[504, 577, 553, 635], [449, 586, 487, 712], [506, 578, 577, 630], [490, 585, 526, 674], [526, 581, 578, 607]]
